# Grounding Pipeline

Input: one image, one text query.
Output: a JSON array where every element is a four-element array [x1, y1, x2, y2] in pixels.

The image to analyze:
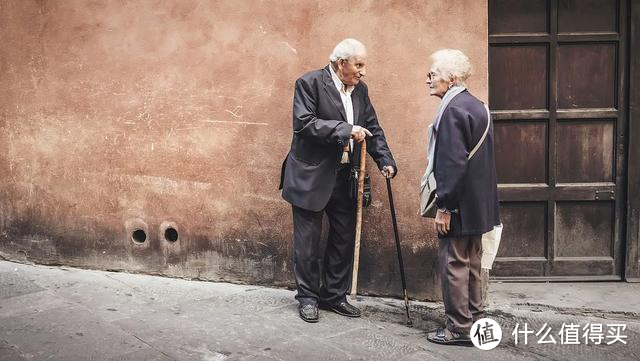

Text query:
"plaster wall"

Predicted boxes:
[[0, 0, 488, 300]]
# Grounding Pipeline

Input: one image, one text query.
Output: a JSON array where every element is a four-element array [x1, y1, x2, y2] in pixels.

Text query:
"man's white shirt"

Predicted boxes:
[[329, 64, 355, 154]]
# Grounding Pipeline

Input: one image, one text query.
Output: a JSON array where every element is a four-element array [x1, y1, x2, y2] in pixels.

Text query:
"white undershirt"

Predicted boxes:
[[329, 64, 355, 151]]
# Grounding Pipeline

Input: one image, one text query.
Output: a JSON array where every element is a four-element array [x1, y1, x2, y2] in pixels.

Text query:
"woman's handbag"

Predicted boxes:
[[419, 105, 492, 218], [419, 159, 438, 218]]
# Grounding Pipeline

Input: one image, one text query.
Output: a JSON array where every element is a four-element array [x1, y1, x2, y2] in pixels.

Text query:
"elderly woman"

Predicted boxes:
[[424, 49, 500, 346]]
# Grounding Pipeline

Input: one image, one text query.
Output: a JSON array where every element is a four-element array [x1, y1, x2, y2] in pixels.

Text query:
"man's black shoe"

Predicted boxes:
[[298, 304, 319, 323], [320, 301, 361, 318]]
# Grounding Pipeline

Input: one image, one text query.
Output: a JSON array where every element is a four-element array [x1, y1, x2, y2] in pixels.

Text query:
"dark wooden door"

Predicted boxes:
[[489, 0, 628, 280]]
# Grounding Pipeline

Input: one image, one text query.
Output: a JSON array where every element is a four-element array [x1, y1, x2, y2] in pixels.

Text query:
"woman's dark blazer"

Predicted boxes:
[[433, 90, 500, 237]]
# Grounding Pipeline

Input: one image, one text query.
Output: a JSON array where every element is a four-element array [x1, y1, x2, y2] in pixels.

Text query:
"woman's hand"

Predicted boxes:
[[434, 209, 451, 235]]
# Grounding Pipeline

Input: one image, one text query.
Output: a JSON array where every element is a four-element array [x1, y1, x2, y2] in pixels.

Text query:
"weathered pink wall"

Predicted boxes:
[[0, 0, 487, 300]]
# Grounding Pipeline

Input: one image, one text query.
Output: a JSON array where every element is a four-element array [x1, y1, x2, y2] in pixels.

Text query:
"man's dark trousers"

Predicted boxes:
[[292, 165, 355, 306]]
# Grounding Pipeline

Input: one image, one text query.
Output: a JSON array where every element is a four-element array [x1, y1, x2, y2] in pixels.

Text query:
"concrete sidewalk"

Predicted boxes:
[[1, 260, 639, 361]]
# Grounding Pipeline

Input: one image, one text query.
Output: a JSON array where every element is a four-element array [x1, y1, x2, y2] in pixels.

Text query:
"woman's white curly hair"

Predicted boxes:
[[430, 49, 472, 86]]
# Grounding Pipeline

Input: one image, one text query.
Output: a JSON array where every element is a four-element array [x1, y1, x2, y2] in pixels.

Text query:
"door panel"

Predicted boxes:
[[557, 0, 618, 33], [555, 121, 615, 183], [557, 43, 617, 109], [497, 202, 547, 258], [489, 45, 549, 110], [494, 122, 547, 183], [555, 201, 614, 258], [489, 0, 549, 34]]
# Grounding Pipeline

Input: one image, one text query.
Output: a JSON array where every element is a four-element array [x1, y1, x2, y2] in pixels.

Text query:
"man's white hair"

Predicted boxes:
[[430, 49, 472, 86], [329, 38, 367, 62]]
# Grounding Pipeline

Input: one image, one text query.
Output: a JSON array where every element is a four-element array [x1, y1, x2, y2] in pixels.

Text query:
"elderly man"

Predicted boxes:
[[279, 38, 397, 323]]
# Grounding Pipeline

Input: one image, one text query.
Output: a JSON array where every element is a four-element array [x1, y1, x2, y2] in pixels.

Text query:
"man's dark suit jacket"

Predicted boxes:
[[434, 90, 500, 236], [279, 65, 396, 212]]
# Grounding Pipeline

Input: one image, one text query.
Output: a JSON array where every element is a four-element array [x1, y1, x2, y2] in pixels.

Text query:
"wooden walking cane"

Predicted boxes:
[[350, 138, 367, 299]]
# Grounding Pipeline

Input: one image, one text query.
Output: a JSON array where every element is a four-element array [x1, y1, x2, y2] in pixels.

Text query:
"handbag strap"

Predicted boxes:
[[468, 104, 491, 160]]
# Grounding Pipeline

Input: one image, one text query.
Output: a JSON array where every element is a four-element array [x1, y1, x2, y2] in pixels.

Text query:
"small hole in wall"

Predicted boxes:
[[164, 227, 179, 242], [131, 229, 147, 244]]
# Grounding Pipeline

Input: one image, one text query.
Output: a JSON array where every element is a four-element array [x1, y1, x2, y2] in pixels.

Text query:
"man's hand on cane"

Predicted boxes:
[[381, 165, 395, 179], [351, 125, 372, 143], [351, 126, 394, 179]]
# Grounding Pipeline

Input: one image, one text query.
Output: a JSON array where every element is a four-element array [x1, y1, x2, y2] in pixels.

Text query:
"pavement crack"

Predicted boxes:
[[104, 273, 136, 289], [131, 334, 176, 360]]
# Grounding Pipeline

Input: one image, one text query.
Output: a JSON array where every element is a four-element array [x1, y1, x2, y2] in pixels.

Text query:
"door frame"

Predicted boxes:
[[625, 0, 640, 282]]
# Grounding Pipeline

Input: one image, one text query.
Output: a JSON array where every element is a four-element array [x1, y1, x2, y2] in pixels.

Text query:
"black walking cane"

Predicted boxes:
[[385, 177, 413, 327]]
